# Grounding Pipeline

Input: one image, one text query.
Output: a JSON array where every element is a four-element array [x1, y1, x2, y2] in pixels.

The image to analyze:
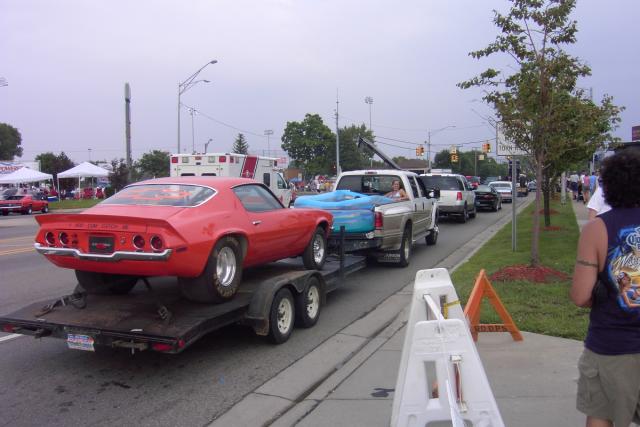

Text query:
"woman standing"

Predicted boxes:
[[570, 148, 640, 426]]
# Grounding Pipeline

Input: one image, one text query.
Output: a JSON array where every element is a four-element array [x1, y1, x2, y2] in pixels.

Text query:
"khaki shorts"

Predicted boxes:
[[577, 348, 640, 425]]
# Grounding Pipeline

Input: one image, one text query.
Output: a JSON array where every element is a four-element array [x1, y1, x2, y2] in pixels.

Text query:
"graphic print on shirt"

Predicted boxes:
[[608, 225, 640, 311]]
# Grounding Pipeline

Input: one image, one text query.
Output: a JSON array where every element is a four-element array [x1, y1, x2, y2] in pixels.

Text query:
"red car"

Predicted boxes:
[[34, 177, 332, 303], [0, 193, 49, 216]]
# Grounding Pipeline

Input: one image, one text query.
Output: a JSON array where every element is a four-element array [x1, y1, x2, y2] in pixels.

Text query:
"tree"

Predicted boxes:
[[35, 152, 75, 181], [109, 158, 131, 192], [331, 124, 375, 173], [281, 114, 335, 177], [459, 0, 621, 266], [135, 150, 170, 180], [0, 123, 23, 159], [232, 133, 249, 155]]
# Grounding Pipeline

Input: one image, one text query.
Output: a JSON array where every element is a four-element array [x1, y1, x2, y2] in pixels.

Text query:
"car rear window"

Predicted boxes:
[[101, 184, 216, 206], [475, 185, 493, 192], [336, 175, 402, 195], [420, 176, 462, 191], [491, 183, 511, 189]]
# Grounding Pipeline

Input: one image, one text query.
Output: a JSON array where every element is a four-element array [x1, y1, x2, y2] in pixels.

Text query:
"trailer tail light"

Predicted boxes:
[[45, 231, 56, 245], [374, 212, 383, 229], [59, 232, 70, 246], [133, 235, 145, 250], [150, 235, 163, 251], [171, 156, 178, 163], [219, 156, 226, 163], [151, 342, 174, 352], [2, 324, 16, 333], [456, 192, 463, 201]]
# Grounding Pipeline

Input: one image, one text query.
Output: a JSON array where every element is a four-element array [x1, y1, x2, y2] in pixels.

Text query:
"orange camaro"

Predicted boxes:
[[34, 177, 332, 303]]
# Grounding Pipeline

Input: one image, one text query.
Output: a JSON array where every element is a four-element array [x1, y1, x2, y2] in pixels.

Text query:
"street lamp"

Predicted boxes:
[[204, 138, 213, 153], [264, 129, 274, 157], [364, 96, 373, 130], [177, 59, 217, 154], [427, 125, 456, 172]]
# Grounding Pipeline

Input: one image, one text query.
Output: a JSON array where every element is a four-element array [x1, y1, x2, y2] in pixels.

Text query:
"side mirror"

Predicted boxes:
[[428, 188, 440, 199]]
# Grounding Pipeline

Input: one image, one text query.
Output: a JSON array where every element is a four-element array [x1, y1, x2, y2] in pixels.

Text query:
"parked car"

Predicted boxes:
[[0, 193, 49, 215], [527, 180, 537, 192], [489, 181, 513, 203], [34, 177, 332, 303], [483, 176, 501, 185], [465, 176, 481, 189], [474, 185, 502, 212], [420, 173, 476, 223]]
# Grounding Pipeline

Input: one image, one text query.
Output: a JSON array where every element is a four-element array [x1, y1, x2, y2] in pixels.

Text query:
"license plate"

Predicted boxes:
[[89, 236, 115, 254], [67, 334, 95, 352]]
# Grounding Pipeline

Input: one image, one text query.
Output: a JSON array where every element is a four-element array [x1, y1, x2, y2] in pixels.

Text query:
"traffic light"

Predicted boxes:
[[416, 146, 421, 157], [482, 142, 491, 153], [416, 145, 425, 156], [419, 145, 424, 156], [451, 153, 459, 163]]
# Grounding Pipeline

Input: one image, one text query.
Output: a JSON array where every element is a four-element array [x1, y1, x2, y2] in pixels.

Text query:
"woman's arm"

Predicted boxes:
[[570, 219, 606, 307]]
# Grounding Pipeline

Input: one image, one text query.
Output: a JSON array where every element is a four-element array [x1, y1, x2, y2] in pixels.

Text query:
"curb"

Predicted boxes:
[[209, 196, 536, 427]]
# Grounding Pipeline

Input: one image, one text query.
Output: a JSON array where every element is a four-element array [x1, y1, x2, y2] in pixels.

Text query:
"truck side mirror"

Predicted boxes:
[[427, 188, 440, 199]]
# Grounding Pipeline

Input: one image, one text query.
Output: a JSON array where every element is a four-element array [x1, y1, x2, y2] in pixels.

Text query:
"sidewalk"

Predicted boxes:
[[212, 197, 590, 427]]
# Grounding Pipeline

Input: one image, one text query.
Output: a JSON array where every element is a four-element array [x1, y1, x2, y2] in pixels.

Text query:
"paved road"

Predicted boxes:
[[0, 199, 528, 426]]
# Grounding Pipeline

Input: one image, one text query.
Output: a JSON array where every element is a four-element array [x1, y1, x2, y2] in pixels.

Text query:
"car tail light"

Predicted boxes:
[[133, 235, 145, 250], [374, 212, 383, 229], [45, 231, 55, 245], [2, 324, 16, 333], [219, 156, 226, 163], [59, 232, 70, 246], [456, 192, 463, 201], [150, 235, 163, 251], [171, 157, 178, 163], [152, 342, 173, 352]]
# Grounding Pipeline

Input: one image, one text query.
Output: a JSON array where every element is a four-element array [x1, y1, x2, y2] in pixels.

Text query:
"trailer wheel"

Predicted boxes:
[[179, 237, 242, 303], [268, 288, 295, 344], [397, 226, 412, 267], [302, 227, 327, 270], [75, 270, 138, 295], [295, 277, 321, 328], [426, 225, 438, 246]]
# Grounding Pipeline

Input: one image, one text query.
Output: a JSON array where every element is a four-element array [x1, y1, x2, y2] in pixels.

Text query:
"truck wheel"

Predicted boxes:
[[179, 237, 242, 303], [302, 227, 327, 270], [22, 206, 32, 215], [459, 206, 468, 223], [398, 226, 411, 267], [426, 225, 438, 246], [268, 288, 295, 343], [295, 277, 321, 328], [75, 270, 138, 295], [469, 205, 477, 219]]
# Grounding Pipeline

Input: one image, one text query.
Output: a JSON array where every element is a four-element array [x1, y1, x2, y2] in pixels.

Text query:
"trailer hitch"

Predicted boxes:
[[35, 292, 87, 317], [141, 278, 173, 323]]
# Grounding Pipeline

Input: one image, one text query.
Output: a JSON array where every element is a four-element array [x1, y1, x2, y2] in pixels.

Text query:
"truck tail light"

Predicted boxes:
[[152, 342, 174, 352], [45, 231, 56, 245], [374, 212, 383, 229], [133, 235, 145, 250], [171, 157, 178, 163], [456, 192, 463, 201], [219, 156, 226, 163], [150, 235, 163, 251]]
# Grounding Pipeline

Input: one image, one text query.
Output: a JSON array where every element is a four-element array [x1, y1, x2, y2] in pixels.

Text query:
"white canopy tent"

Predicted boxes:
[[56, 162, 110, 195], [0, 167, 53, 184]]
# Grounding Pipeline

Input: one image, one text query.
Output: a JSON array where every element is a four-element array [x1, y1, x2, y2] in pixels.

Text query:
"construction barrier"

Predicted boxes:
[[391, 268, 504, 427]]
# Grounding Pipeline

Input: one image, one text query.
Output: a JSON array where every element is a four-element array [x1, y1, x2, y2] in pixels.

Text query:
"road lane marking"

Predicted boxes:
[[0, 235, 34, 243], [0, 247, 35, 256], [0, 334, 23, 343]]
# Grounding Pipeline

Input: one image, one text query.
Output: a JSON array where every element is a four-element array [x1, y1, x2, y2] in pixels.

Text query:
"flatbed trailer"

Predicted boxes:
[[0, 254, 365, 354]]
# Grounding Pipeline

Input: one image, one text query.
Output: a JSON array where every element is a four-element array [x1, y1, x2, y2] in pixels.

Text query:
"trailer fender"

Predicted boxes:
[[244, 271, 326, 336]]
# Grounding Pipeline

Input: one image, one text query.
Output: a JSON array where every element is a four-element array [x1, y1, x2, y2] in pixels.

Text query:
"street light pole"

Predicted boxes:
[[177, 59, 217, 154], [204, 138, 212, 153], [264, 130, 274, 157], [189, 108, 196, 153], [364, 96, 373, 130]]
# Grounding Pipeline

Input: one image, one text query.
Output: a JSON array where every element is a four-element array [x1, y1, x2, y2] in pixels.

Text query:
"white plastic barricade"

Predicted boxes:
[[391, 268, 504, 427]]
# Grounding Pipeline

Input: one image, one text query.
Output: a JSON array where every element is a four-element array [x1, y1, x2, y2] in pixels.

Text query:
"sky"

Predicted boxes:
[[1, 0, 638, 166]]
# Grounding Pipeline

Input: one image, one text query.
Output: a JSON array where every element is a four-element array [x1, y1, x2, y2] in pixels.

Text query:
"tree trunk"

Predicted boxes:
[[542, 170, 551, 227], [530, 154, 543, 267]]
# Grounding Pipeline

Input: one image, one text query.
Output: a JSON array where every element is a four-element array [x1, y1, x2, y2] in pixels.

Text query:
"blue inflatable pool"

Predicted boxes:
[[294, 190, 393, 233]]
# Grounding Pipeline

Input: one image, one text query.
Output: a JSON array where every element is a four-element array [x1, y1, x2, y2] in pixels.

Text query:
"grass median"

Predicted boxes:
[[451, 198, 589, 341], [49, 199, 101, 210]]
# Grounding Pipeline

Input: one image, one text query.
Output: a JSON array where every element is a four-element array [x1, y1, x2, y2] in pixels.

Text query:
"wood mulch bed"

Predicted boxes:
[[490, 264, 570, 283]]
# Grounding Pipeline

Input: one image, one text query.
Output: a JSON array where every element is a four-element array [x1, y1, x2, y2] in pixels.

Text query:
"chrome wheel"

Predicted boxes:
[[305, 285, 320, 320], [403, 234, 410, 261], [277, 296, 293, 335], [312, 234, 325, 265], [216, 246, 237, 287]]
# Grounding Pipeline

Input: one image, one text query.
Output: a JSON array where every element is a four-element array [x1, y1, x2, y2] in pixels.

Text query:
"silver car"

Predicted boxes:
[[420, 173, 476, 223], [489, 181, 513, 203]]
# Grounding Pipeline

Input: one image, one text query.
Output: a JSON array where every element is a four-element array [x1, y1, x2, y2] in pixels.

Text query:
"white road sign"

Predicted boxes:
[[496, 123, 527, 156]]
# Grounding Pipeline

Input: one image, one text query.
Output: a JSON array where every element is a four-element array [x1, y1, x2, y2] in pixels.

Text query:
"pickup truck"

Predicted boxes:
[[328, 169, 439, 266]]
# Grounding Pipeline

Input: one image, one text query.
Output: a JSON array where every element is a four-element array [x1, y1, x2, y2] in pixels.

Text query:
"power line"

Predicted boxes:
[[182, 103, 267, 138]]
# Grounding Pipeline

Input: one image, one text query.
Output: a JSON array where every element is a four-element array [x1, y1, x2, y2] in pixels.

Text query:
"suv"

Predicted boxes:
[[420, 173, 476, 223]]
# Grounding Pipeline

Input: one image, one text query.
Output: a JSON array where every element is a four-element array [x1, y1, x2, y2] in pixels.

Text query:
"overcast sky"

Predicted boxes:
[[1, 0, 637, 165]]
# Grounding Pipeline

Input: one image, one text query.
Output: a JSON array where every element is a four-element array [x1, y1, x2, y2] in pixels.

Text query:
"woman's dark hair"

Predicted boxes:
[[601, 148, 640, 208]]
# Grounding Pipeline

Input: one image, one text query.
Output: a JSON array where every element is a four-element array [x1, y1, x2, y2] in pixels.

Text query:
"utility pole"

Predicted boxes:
[[264, 130, 274, 157], [335, 90, 341, 175], [124, 83, 132, 182]]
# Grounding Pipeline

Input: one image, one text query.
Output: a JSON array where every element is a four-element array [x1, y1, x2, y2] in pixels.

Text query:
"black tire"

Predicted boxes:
[[295, 276, 321, 328], [398, 226, 412, 267], [75, 270, 138, 295], [459, 205, 468, 223], [498, 200, 502, 210], [492, 201, 498, 212], [469, 204, 477, 218], [268, 288, 295, 344], [1, 211, 8, 216], [22, 206, 32, 215], [426, 225, 438, 246], [179, 237, 242, 303], [41, 205, 49, 213], [302, 227, 327, 270]]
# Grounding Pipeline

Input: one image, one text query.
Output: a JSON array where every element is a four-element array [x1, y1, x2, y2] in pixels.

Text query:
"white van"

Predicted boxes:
[[420, 173, 476, 223]]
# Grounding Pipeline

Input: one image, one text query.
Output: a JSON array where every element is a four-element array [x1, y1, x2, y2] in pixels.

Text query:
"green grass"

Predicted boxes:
[[450, 198, 590, 340], [49, 199, 102, 210]]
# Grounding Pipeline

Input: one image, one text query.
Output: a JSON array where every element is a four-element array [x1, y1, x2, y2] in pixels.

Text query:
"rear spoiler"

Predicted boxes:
[[35, 213, 180, 235]]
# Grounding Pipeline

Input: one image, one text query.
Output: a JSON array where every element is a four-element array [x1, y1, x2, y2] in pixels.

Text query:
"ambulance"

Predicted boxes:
[[169, 153, 295, 206]]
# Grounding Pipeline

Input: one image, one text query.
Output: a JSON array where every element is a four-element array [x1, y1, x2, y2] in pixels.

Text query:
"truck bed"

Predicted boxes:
[[0, 255, 364, 353]]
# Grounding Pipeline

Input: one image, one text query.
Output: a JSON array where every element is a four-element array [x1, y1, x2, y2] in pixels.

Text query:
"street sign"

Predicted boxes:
[[632, 125, 640, 141], [496, 123, 527, 156]]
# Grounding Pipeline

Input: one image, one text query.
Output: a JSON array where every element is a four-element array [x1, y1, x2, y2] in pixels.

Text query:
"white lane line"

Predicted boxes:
[[0, 334, 23, 343]]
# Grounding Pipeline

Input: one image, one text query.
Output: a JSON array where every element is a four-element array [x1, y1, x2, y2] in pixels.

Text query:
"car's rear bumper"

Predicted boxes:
[[438, 204, 465, 214], [34, 243, 173, 262], [328, 232, 383, 252]]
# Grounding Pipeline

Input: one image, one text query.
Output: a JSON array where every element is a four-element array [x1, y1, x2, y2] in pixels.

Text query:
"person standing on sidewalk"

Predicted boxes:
[[570, 171, 580, 200], [582, 171, 591, 204], [570, 148, 640, 427]]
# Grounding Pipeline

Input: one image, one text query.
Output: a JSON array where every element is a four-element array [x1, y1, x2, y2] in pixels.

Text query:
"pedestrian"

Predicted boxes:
[[582, 171, 591, 204], [569, 171, 579, 200], [570, 148, 640, 426]]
